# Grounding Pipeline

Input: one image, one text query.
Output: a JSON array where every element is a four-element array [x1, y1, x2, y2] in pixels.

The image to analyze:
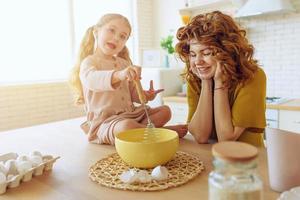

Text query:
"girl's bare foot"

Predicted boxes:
[[165, 124, 188, 138]]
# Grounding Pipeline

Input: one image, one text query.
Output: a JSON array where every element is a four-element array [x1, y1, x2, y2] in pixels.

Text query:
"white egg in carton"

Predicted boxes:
[[0, 151, 60, 195]]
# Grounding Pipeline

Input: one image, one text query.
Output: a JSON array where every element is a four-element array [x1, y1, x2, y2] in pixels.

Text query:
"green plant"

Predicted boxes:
[[160, 35, 174, 54]]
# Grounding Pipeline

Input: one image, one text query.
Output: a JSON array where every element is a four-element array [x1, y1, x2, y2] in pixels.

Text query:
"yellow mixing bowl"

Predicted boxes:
[[115, 128, 179, 168]]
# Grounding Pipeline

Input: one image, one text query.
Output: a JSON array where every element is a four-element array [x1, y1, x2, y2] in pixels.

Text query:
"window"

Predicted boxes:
[[0, 0, 134, 84]]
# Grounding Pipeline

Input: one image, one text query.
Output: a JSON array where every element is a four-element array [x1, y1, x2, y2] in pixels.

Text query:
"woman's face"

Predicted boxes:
[[96, 18, 130, 56], [189, 40, 217, 80]]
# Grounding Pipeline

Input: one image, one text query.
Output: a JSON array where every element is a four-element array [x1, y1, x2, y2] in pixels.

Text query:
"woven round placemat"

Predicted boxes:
[[89, 151, 205, 191]]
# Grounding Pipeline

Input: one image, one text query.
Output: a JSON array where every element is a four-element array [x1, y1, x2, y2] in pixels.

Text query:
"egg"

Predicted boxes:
[[119, 169, 138, 184], [151, 166, 169, 181], [30, 151, 43, 158], [137, 170, 152, 183], [120, 169, 154, 184], [16, 155, 29, 162], [5, 160, 18, 175], [0, 163, 8, 175], [29, 155, 43, 167], [17, 161, 32, 174], [0, 172, 6, 184]]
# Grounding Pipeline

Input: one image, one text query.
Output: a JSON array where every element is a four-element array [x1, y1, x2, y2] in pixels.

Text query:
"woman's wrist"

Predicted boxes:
[[213, 80, 225, 89], [202, 79, 213, 88], [214, 86, 228, 90]]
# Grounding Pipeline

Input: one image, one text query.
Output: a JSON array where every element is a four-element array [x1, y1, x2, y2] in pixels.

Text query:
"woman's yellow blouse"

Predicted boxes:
[[186, 68, 267, 147]]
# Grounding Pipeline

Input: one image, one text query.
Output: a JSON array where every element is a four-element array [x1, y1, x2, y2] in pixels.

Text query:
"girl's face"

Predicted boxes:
[[96, 18, 130, 56], [189, 40, 217, 80]]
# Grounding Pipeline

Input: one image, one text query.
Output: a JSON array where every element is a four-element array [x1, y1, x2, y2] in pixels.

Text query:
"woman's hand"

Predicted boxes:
[[118, 65, 141, 81], [144, 80, 164, 101], [213, 61, 228, 88], [213, 62, 223, 82]]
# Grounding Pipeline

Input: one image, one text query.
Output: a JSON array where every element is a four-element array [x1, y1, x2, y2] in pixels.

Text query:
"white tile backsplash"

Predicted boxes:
[[234, 0, 300, 98]]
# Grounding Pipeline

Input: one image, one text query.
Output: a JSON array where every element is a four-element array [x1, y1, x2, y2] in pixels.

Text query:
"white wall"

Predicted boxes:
[[134, 0, 154, 64], [152, 0, 185, 48], [134, 0, 186, 68], [148, 0, 300, 98], [238, 0, 300, 98]]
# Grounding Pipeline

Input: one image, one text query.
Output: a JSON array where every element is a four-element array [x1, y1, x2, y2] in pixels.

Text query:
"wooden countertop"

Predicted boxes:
[[267, 99, 300, 111], [0, 118, 279, 200], [163, 96, 300, 111], [163, 96, 188, 104]]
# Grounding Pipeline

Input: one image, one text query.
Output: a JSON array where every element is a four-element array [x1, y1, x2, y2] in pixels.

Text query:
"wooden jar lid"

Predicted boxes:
[[212, 141, 258, 162]]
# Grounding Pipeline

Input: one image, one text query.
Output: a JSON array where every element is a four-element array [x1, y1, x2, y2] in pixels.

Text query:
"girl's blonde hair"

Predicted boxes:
[[69, 13, 132, 105], [176, 11, 258, 89]]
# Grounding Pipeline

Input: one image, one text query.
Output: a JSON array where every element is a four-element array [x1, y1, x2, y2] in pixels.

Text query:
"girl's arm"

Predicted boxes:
[[188, 80, 214, 143], [80, 58, 117, 91], [113, 65, 141, 90]]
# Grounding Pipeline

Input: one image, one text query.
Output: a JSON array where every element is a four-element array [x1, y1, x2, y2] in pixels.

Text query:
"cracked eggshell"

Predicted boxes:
[[151, 166, 169, 181], [137, 170, 152, 183], [119, 169, 139, 184]]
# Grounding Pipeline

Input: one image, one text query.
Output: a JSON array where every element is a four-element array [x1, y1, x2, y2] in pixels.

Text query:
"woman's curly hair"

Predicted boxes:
[[176, 11, 258, 88]]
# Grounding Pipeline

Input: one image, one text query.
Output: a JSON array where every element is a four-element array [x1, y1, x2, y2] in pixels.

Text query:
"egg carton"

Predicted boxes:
[[0, 152, 60, 195]]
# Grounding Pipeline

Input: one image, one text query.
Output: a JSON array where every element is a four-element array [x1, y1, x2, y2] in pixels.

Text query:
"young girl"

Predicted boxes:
[[70, 13, 187, 145], [176, 11, 266, 147]]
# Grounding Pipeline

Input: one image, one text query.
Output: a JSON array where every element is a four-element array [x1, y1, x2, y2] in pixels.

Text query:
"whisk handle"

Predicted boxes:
[[134, 80, 147, 104]]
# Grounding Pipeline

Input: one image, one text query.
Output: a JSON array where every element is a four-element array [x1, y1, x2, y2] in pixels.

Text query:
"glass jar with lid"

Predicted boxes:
[[209, 141, 263, 200]]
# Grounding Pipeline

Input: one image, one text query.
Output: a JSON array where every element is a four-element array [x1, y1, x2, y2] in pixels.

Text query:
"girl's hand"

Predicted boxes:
[[144, 80, 164, 101], [118, 65, 141, 81]]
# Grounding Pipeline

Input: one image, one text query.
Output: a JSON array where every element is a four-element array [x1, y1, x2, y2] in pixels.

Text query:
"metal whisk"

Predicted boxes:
[[134, 79, 157, 142]]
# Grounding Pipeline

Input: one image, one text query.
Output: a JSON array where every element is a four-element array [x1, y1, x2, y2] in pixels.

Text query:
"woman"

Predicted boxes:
[[176, 11, 266, 147]]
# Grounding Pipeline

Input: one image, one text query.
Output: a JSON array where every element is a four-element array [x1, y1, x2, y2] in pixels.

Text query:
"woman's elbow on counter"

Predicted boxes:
[[216, 132, 237, 142], [188, 125, 209, 144], [195, 136, 209, 144]]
